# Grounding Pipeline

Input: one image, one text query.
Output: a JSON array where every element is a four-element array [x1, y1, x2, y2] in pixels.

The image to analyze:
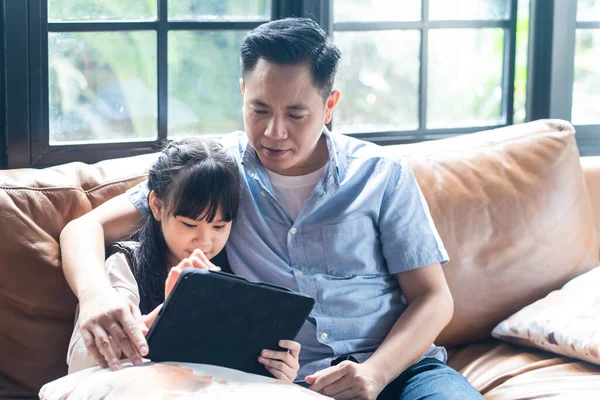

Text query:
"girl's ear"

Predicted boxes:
[[148, 190, 163, 222]]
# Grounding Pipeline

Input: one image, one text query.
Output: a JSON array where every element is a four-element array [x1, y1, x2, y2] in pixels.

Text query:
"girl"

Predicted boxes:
[[66, 138, 301, 382]]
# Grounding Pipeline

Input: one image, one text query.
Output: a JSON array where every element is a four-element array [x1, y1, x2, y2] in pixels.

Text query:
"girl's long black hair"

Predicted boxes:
[[132, 138, 240, 314]]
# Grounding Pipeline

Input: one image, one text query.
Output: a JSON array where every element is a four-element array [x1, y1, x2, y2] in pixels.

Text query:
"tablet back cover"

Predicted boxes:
[[146, 269, 315, 376]]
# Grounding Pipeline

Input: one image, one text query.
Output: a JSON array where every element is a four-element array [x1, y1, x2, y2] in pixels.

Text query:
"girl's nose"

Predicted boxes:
[[193, 231, 211, 247]]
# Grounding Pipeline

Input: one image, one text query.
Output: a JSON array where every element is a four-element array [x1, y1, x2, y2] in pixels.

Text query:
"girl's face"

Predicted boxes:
[[149, 191, 232, 265]]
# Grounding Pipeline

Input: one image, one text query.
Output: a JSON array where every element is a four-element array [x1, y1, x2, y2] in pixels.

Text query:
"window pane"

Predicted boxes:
[[572, 30, 600, 124], [48, 0, 156, 21], [49, 32, 157, 143], [578, 0, 600, 21], [169, 0, 270, 21], [168, 31, 246, 137], [428, 29, 504, 128], [429, 0, 508, 20], [334, 31, 420, 133], [334, 0, 420, 22]]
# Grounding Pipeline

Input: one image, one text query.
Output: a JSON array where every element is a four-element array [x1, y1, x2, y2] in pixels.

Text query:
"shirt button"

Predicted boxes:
[[290, 227, 297, 235], [260, 191, 266, 196], [320, 332, 328, 341], [297, 270, 303, 276]]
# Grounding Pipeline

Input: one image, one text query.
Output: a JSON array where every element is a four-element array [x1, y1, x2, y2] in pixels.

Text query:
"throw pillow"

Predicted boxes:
[[39, 362, 327, 400], [492, 266, 600, 365]]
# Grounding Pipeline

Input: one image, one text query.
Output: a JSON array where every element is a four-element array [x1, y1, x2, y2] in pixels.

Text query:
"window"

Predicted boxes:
[[48, 1, 270, 145], [573, 0, 600, 125], [572, 0, 600, 155], [0, 1, 5, 168], [1, 0, 600, 168], [4, 0, 275, 167], [329, 0, 526, 143], [527, 0, 600, 155]]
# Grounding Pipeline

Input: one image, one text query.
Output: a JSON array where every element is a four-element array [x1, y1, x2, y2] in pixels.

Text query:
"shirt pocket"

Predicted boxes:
[[321, 216, 385, 277]]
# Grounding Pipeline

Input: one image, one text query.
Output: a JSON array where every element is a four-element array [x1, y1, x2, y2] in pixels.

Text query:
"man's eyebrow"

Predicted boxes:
[[286, 104, 309, 111], [249, 99, 308, 111], [250, 99, 270, 108]]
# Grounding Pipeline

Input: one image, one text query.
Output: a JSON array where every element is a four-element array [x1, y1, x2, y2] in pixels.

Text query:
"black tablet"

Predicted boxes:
[[145, 268, 315, 376]]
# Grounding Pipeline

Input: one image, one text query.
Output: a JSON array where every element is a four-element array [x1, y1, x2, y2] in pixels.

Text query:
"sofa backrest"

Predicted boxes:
[[1, 120, 597, 397], [0, 153, 158, 398], [581, 156, 600, 250], [381, 119, 599, 347]]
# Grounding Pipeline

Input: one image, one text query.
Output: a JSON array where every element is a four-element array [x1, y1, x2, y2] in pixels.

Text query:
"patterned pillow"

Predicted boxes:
[[39, 362, 327, 400], [492, 266, 600, 365]]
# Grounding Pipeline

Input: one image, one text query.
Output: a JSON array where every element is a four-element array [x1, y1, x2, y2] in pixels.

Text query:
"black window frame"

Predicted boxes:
[[2, 0, 600, 169], [322, 0, 520, 145], [14, 0, 296, 168], [0, 0, 5, 169]]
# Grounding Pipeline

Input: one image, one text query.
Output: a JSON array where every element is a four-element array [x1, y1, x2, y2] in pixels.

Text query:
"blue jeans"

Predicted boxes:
[[378, 358, 484, 400]]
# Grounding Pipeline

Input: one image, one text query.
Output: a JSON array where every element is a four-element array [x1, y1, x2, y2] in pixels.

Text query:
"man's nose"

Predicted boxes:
[[264, 116, 287, 140]]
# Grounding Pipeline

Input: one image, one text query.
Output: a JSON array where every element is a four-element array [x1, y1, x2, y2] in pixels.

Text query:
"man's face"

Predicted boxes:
[[241, 59, 340, 176]]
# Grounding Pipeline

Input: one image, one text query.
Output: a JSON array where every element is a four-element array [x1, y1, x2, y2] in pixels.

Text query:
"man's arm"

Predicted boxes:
[[61, 192, 143, 297], [305, 262, 453, 399], [364, 262, 452, 379], [60, 192, 147, 370], [306, 161, 451, 398]]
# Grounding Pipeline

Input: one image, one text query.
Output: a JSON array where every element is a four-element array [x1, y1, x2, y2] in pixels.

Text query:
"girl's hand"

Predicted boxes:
[[258, 340, 301, 382], [164, 249, 221, 298], [141, 304, 163, 336], [142, 250, 222, 335]]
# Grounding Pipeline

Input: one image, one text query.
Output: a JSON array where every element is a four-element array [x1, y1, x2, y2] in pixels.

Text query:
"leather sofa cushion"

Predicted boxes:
[[447, 340, 600, 399], [383, 119, 600, 347], [0, 153, 157, 397], [581, 156, 600, 250]]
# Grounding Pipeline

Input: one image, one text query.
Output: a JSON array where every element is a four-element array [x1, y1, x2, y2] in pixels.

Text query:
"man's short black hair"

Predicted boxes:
[[240, 17, 341, 99]]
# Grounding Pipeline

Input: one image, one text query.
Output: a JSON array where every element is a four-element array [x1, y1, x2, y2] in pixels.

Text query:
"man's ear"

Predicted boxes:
[[148, 190, 163, 222], [324, 90, 341, 125], [239, 78, 245, 95]]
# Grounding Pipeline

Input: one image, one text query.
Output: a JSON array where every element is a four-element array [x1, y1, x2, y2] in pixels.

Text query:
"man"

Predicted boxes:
[[60, 17, 483, 400]]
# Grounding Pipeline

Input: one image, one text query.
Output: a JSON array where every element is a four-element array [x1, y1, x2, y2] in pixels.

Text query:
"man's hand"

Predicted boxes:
[[78, 288, 148, 370], [305, 361, 386, 400]]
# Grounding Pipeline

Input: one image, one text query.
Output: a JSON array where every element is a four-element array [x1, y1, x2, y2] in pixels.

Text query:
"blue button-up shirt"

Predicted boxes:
[[128, 128, 449, 381]]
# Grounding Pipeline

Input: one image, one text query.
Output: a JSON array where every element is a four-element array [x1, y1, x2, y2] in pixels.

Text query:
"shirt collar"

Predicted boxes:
[[241, 127, 345, 185]]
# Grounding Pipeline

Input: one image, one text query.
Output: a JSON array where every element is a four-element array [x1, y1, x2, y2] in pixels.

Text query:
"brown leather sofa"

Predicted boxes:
[[2, 119, 600, 399]]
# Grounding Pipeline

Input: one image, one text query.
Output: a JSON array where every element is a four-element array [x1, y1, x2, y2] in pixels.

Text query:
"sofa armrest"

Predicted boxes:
[[582, 156, 600, 251]]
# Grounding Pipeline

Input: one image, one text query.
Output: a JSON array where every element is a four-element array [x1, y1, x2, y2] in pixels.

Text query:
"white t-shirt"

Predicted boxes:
[[265, 165, 326, 221]]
